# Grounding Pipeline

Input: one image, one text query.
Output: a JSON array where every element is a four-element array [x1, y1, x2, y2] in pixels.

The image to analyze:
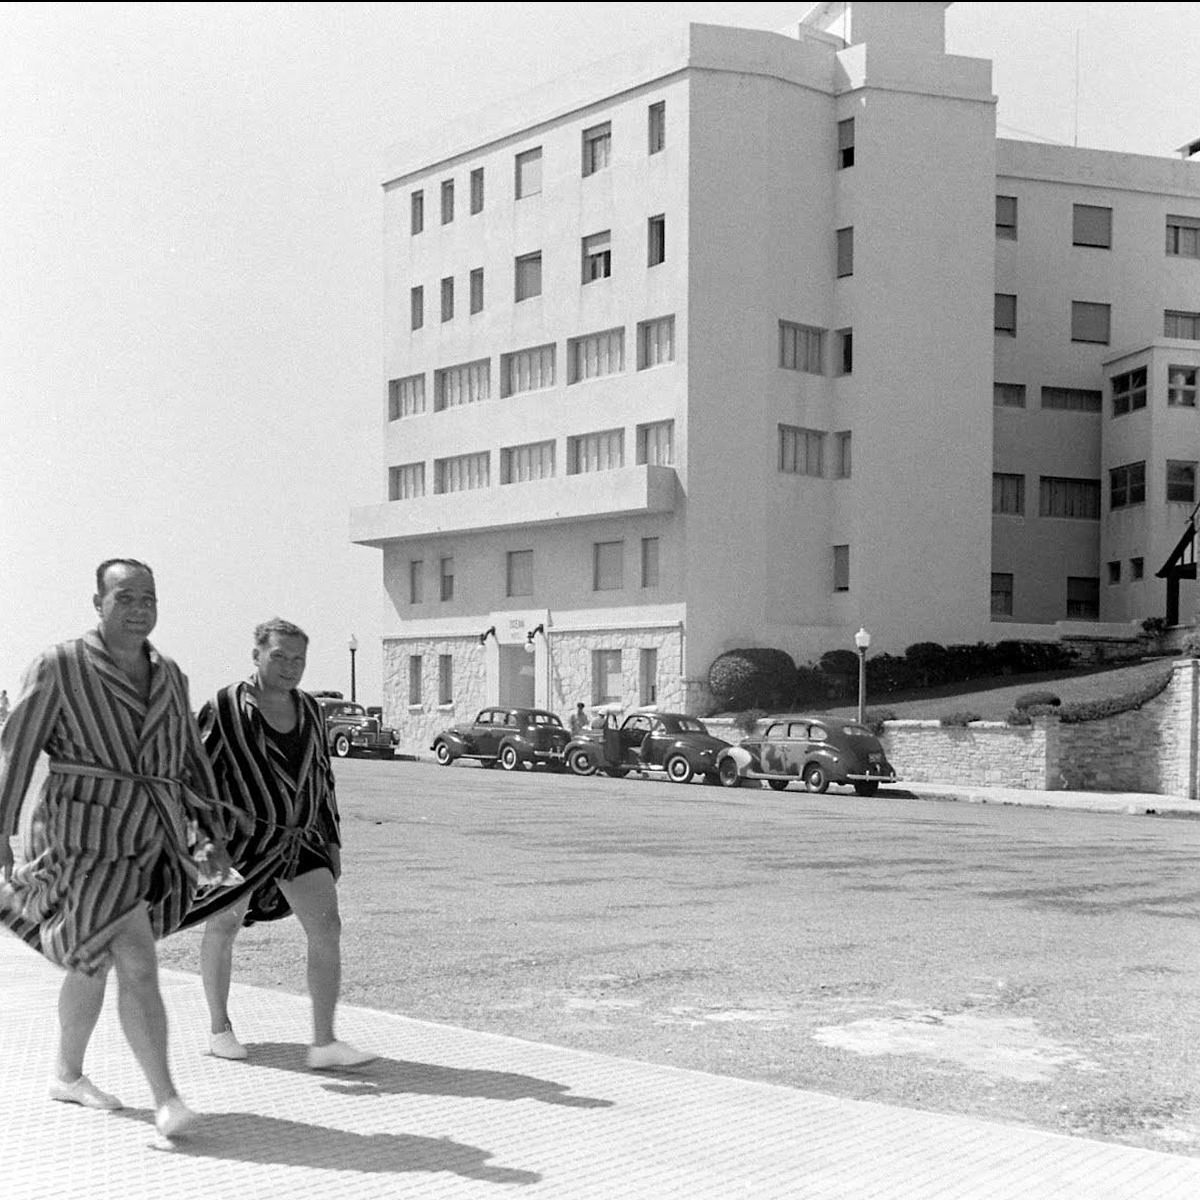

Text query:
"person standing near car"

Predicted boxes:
[[569, 702, 587, 735], [184, 617, 374, 1070]]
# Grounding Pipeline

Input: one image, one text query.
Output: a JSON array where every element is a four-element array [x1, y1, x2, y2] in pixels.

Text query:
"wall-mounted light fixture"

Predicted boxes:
[[479, 626, 496, 646], [524, 623, 545, 654]]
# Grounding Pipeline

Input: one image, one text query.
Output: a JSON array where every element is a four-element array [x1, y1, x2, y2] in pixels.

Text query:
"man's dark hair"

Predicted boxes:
[[95, 558, 155, 596], [254, 617, 309, 647]]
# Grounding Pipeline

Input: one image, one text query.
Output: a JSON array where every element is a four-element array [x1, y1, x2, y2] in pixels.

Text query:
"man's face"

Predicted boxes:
[[253, 633, 308, 692], [94, 565, 158, 644]]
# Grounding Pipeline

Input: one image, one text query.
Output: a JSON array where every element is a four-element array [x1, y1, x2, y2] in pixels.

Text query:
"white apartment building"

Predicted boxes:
[[351, 2, 1200, 747]]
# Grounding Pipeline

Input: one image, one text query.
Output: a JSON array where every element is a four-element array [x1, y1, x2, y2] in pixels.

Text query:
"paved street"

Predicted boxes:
[[157, 759, 1200, 1158]]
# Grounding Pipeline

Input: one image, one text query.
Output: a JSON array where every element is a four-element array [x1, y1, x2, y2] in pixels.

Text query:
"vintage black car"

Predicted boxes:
[[314, 697, 399, 759], [564, 711, 731, 784], [431, 707, 570, 771], [716, 714, 897, 795]]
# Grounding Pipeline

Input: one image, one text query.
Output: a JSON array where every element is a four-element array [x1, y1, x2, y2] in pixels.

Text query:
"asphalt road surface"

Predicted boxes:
[[158, 758, 1200, 1157]]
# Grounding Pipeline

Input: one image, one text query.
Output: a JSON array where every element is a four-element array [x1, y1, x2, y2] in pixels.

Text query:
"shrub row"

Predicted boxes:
[[1005, 666, 1174, 725]]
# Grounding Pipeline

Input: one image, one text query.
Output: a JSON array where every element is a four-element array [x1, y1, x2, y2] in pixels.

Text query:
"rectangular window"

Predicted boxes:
[[1066, 577, 1099, 620], [1071, 301, 1111, 344], [440, 276, 454, 323], [1166, 310, 1200, 340], [408, 559, 423, 604], [1169, 365, 1198, 407], [410, 285, 424, 331], [469, 167, 484, 214], [435, 452, 490, 494], [500, 343, 555, 397], [1073, 204, 1112, 248], [648, 101, 666, 154], [1107, 560, 1122, 585], [1109, 461, 1146, 510], [506, 549, 533, 598], [410, 190, 424, 235], [636, 420, 674, 466], [389, 462, 425, 501], [1166, 215, 1200, 258], [515, 147, 542, 198], [836, 226, 853, 277], [1039, 476, 1100, 519], [438, 655, 453, 705], [439, 557, 454, 602], [567, 327, 624, 383], [469, 267, 484, 314], [832, 544, 850, 592], [593, 649, 622, 705], [779, 321, 824, 373], [1041, 386, 1101, 412], [648, 214, 666, 266], [434, 358, 490, 410], [515, 251, 542, 301], [593, 541, 623, 591], [835, 431, 852, 478], [641, 538, 659, 589], [388, 373, 425, 420], [1111, 366, 1147, 416], [837, 118, 855, 169], [440, 179, 454, 224], [992, 472, 1025, 515], [778, 425, 825, 477], [637, 316, 675, 369], [994, 383, 1026, 408], [639, 648, 658, 706], [582, 122, 611, 176], [1167, 460, 1198, 504], [500, 440, 555, 484], [1130, 557, 1144, 581], [408, 655, 422, 705], [568, 429, 624, 474], [994, 293, 1017, 337], [991, 573, 1014, 616], [996, 195, 1017, 240], [582, 230, 612, 282]]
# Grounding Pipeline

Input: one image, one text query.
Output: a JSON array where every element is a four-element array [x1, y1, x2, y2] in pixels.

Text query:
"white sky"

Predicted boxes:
[[2, 2, 1198, 708]]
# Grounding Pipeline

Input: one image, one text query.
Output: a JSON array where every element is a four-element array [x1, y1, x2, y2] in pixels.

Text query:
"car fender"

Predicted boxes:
[[435, 730, 472, 754], [718, 745, 754, 771]]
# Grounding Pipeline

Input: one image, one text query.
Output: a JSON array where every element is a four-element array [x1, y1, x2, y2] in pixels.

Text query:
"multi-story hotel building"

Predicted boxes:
[[351, 1, 1200, 746]]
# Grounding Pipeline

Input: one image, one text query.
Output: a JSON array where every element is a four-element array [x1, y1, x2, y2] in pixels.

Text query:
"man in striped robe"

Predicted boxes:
[[0, 558, 230, 1139]]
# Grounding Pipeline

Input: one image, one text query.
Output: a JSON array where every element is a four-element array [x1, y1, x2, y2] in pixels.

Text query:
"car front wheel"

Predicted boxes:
[[433, 741, 454, 766], [567, 748, 596, 776], [665, 754, 694, 784], [332, 733, 351, 758], [718, 758, 743, 788], [499, 745, 522, 771], [803, 764, 830, 793]]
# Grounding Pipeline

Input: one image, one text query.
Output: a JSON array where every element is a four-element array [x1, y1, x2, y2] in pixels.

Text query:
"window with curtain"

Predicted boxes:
[[435, 452, 490, 494], [389, 462, 425, 501], [1039, 476, 1100, 518], [501, 343, 555, 397], [779, 321, 824, 373], [779, 425, 824, 476], [992, 473, 1025, 515], [568, 327, 624, 383], [636, 421, 674, 466], [500, 440, 555, 484], [637, 316, 675, 368], [568, 429, 624, 474], [388, 374, 425, 420]]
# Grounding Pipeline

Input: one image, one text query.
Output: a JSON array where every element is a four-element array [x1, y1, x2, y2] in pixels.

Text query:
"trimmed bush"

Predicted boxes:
[[1182, 632, 1200, 659], [939, 710, 982, 727], [1056, 667, 1174, 723], [1004, 707, 1032, 726], [905, 642, 949, 685], [862, 707, 896, 736], [1014, 691, 1061, 710], [818, 648, 860, 676], [708, 648, 797, 712]]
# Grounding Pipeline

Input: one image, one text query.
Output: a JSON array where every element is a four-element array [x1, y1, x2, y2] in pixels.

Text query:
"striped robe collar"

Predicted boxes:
[[234, 676, 318, 796], [81, 628, 172, 764]]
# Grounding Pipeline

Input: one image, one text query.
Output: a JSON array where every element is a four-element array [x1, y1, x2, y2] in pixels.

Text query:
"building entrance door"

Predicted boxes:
[[498, 644, 535, 708]]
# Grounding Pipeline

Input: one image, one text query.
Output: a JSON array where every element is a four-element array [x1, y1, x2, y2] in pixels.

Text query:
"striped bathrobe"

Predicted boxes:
[[181, 680, 340, 928], [0, 632, 224, 974]]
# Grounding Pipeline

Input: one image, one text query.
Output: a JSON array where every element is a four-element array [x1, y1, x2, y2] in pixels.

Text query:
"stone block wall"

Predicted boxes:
[[880, 719, 1056, 789]]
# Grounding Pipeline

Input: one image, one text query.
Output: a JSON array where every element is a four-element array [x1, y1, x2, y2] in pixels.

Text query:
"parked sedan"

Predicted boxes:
[[565, 711, 731, 784], [431, 707, 570, 771], [716, 714, 897, 795], [314, 698, 399, 759]]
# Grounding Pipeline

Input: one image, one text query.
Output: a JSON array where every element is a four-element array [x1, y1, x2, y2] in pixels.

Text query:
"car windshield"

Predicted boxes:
[[341, 705, 366, 718]]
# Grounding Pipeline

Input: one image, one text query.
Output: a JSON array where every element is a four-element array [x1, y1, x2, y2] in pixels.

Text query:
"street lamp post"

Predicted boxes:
[[348, 634, 358, 703], [854, 627, 871, 725]]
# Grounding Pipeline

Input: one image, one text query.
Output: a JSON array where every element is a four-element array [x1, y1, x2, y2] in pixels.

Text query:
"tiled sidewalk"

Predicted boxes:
[[3, 936, 1199, 1199]]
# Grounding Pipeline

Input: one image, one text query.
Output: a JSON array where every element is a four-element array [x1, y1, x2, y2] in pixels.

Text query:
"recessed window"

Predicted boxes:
[[469, 267, 484, 314], [837, 328, 853, 376], [1166, 214, 1200, 258], [779, 425, 824, 477], [1130, 557, 1144, 581], [434, 359, 490, 410], [408, 655, 422, 705], [836, 226, 854, 277], [439, 557, 454, 602], [500, 440, 555, 484], [648, 101, 666, 154], [1072, 204, 1112, 249], [410, 190, 424, 235], [994, 294, 1017, 337], [568, 429, 624, 474], [500, 343, 555, 398], [1066, 577, 1099, 620], [1071, 301, 1110, 344], [779, 321, 824, 374], [1166, 310, 1200, 339], [593, 541, 624, 591], [991, 573, 1014, 616], [639, 648, 658, 705], [833, 545, 850, 592], [582, 231, 612, 283], [470, 167, 484, 215], [592, 648, 622, 705], [1107, 561, 1122, 585], [1040, 476, 1100, 519], [410, 285, 424, 331], [435, 452, 489, 495], [992, 473, 1025, 515], [1041, 386, 1101, 412], [582, 122, 611, 177], [636, 420, 674, 466], [515, 147, 542, 198], [438, 655, 453, 705], [641, 538, 660, 589], [996, 195, 1017, 240], [994, 383, 1026, 408], [637, 316, 675, 369], [1111, 367, 1147, 416], [837, 118, 855, 169], [506, 549, 533, 598], [408, 559, 423, 604], [835, 432, 852, 479], [388, 373, 425, 420], [389, 462, 425, 501], [648, 214, 666, 267], [1169, 365, 1198, 407], [1167, 460, 1198, 503], [515, 251, 542, 301], [568, 327, 624, 383], [1109, 461, 1146, 510], [440, 179, 454, 224], [440, 276, 454, 323]]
